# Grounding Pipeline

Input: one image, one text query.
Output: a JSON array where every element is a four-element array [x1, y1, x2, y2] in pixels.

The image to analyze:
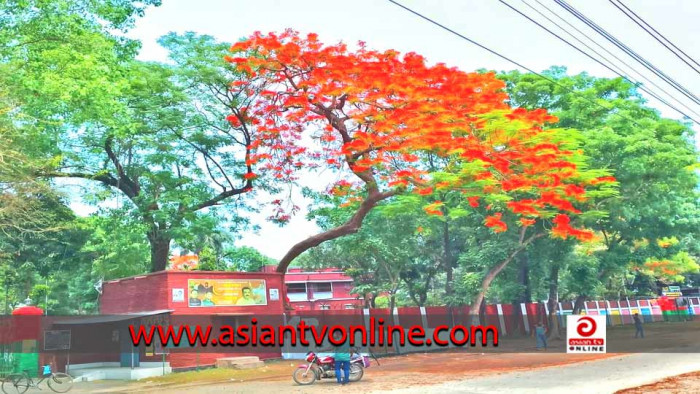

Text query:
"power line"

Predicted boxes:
[[609, 0, 700, 75], [528, 0, 700, 120], [532, 0, 657, 86], [385, 0, 654, 129], [497, 0, 700, 123], [554, 0, 700, 106]]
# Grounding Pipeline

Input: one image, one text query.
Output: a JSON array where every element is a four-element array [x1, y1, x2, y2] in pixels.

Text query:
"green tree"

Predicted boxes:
[[220, 246, 275, 272], [499, 67, 700, 306], [44, 34, 260, 272]]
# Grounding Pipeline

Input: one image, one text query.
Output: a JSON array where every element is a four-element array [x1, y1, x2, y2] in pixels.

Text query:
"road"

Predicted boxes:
[[370, 351, 700, 394]]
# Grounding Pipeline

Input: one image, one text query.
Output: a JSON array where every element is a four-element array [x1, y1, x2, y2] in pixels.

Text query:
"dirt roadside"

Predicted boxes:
[[616, 371, 700, 394]]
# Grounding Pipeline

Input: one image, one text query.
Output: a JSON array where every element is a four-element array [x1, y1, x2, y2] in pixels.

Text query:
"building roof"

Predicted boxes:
[[285, 272, 353, 282], [52, 310, 174, 325], [104, 270, 282, 284]]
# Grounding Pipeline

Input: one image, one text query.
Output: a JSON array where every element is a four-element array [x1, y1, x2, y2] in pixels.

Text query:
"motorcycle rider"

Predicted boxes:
[[324, 330, 353, 385]]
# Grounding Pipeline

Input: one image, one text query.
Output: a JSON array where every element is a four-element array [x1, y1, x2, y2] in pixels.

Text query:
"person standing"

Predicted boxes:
[[535, 321, 547, 350], [332, 331, 352, 385], [633, 313, 645, 338]]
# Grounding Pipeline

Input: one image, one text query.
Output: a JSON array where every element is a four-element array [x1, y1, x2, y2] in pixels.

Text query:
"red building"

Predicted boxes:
[[260, 265, 362, 311], [50, 270, 287, 376], [44, 267, 360, 377]]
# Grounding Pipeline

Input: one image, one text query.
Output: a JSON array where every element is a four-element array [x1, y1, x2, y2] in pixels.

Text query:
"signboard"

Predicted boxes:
[[188, 279, 267, 307], [566, 315, 606, 354], [44, 330, 71, 351], [662, 286, 682, 297], [269, 288, 279, 301], [172, 288, 185, 302]]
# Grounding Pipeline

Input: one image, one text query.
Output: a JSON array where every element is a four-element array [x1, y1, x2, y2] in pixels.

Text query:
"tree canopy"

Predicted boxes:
[[225, 31, 615, 278]]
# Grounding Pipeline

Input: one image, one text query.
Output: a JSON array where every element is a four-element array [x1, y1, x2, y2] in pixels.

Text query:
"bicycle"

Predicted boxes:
[[1, 365, 73, 394]]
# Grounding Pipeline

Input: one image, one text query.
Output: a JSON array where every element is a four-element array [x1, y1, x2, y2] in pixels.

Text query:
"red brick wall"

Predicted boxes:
[[332, 281, 355, 298], [99, 271, 288, 369], [100, 271, 286, 315], [101, 273, 170, 314]]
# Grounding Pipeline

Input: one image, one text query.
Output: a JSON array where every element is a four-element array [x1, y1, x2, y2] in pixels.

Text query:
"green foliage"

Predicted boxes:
[[79, 211, 150, 279], [221, 246, 275, 272], [374, 295, 389, 309], [2, 0, 698, 315], [498, 67, 700, 299]]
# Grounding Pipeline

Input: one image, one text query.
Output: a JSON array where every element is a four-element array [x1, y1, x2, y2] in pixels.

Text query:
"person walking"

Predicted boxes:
[[633, 313, 645, 338]]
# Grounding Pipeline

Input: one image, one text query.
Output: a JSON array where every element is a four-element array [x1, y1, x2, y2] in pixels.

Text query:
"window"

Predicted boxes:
[[319, 304, 331, 310], [310, 282, 332, 299], [344, 304, 356, 310], [310, 283, 331, 292], [288, 283, 306, 292], [287, 283, 307, 302]]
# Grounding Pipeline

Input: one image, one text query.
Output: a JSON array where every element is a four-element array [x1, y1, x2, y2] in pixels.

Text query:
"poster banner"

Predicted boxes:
[[187, 279, 267, 307]]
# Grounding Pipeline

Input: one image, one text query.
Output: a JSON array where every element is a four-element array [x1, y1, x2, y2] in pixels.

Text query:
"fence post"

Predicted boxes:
[[419, 306, 428, 329], [392, 307, 401, 355], [496, 304, 507, 336], [605, 300, 612, 326], [617, 299, 624, 325], [520, 303, 530, 334]]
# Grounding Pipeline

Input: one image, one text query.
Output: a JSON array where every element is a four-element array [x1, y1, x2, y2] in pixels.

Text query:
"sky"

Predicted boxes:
[[71, 0, 700, 259]]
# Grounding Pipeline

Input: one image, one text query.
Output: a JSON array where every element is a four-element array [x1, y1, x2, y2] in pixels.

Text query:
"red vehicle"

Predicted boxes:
[[293, 351, 370, 385]]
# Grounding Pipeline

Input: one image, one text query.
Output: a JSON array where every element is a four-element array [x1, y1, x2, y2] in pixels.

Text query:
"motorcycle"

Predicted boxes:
[[293, 351, 371, 385]]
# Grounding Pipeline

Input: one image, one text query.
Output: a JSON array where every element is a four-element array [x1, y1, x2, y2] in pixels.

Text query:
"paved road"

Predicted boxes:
[[369, 351, 700, 394]]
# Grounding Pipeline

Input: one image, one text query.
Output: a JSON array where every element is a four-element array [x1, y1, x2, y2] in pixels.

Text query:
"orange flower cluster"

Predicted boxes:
[[225, 30, 607, 240], [551, 214, 594, 242], [643, 260, 679, 276], [484, 213, 507, 233]]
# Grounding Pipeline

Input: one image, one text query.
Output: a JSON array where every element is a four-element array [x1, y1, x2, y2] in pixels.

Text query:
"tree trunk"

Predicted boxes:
[[443, 221, 453, 298], [148, 234, 172, 272], [572, 294, 587, 315], [516, 251, 531, 303], [478, 298, 487, 327], [469, 230, 542, 325], [547, 264, 561, 339], [510, 301, 523, 335], [510, 251, 530, 336], [469, 254, 518, 325]]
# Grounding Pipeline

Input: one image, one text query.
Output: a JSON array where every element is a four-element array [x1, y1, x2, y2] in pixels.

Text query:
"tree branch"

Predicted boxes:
[[191, 181, 252, 212], [276, 189, 398, 273], [104, 136, 140, 198]]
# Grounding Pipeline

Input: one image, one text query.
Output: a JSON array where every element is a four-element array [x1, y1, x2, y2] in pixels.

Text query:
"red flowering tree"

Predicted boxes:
[[224, 31, 616, 301]]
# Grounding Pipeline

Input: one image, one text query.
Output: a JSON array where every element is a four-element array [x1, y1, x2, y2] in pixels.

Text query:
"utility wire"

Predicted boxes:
[[529, 0, 700, 120], [498, 0, 700, 123], [555, 0, 700, 106], [609, 0, 700, 75], [533, 0, 658, 88], [386, 0, 656, 129]]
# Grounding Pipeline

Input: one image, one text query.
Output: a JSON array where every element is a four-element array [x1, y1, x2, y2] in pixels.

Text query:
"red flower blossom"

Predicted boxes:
[[485, 213, 507, 233]]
